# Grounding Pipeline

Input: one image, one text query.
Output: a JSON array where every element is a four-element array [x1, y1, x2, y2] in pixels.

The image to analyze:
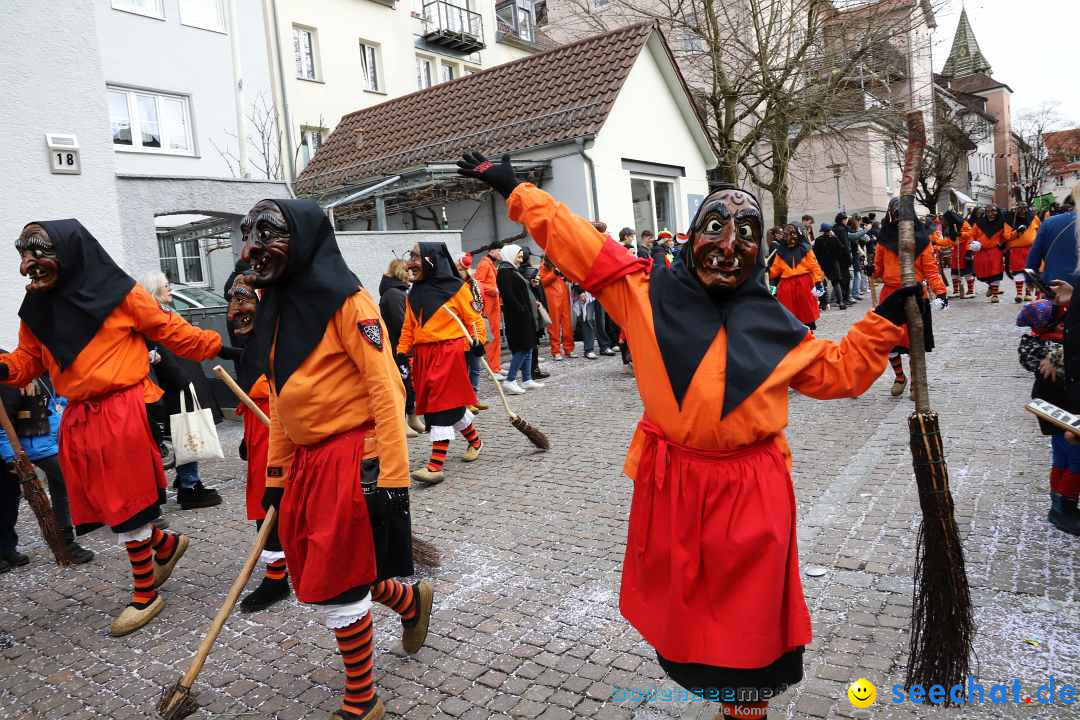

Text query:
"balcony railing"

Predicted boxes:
[[423, 1, 486, 53], [496, 0, 538, 47]]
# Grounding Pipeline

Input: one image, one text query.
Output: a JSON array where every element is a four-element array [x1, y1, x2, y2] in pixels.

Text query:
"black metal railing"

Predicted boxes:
[[423, 0, 485, 51]]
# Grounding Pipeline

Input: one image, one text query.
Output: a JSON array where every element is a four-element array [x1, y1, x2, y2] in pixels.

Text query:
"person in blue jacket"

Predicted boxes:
[[0, 376, 95, 565], [1026, 194, 1077, 284]]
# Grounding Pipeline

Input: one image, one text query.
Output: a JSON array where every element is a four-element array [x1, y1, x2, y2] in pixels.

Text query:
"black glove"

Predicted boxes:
[[470, 341, 486, 357], [239, 439, 247, 461], [874, 284, 924, 326], [218, 345, 243, 361], [262, 486, 284, 512], [0, 363, 7, 381], [456, 151, 520, 199]]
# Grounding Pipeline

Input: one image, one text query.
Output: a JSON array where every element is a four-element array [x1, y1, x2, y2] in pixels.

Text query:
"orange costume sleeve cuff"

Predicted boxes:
[[580, 238, 652, 294]]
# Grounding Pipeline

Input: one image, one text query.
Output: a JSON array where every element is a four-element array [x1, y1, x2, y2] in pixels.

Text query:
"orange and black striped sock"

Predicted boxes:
[[124, 537, 158, 608], [265, 558, 287, 582], [427, 440, 449, 472], [334, 613, 376, 717], [889, 354, 905, 381], [151, 525, 178, 564], [371, 579, 418, 622], [459, 423, 481, 449]]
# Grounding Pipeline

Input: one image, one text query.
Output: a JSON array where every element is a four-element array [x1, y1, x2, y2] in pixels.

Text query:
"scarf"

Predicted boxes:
[[247, 199, 360, 393], [18, 219, 135, 370], [407, 242, 463, 326]]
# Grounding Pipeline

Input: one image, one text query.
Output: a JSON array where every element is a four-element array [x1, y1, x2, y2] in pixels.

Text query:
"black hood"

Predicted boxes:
[[878, 214, 931, 256], [407, 242, 463, 326], [246, 199, 360, 393], [379, 273, 408, 296], [18, 219, 136, 370]]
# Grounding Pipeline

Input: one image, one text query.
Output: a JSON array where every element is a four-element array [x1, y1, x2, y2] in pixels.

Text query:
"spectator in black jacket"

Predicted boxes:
[[815, 223, 847, 310], [379, 258, 424, 436], [833, 212, 853, 306]]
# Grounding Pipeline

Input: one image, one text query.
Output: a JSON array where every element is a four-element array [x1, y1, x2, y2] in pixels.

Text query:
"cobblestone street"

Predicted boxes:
[[1, 296, 1078, 720]]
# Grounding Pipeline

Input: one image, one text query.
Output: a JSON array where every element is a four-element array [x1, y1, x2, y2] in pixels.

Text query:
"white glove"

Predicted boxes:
[[969, 240, 982, 253], [148, 349, 162, 365], [933, 297, 947, 311], [811, 287, 825, 298]]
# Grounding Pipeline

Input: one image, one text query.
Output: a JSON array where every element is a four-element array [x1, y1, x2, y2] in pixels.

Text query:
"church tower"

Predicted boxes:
[[941, 7, 992, 78]]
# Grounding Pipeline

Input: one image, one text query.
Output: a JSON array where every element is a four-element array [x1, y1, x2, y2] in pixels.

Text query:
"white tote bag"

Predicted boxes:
[[170, 382, 224, 465]]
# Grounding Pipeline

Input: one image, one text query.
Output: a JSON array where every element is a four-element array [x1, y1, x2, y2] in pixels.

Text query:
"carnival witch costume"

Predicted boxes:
[[240, 199, 433, 720], [396, 242, 487, 484], [0, 220, 236, 636], [458, 152, 922, 719], [768, 224, 825, 330]]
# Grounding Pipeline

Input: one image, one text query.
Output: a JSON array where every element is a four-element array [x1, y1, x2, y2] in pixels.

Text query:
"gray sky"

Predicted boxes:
[[931, 0, 1078, 124]]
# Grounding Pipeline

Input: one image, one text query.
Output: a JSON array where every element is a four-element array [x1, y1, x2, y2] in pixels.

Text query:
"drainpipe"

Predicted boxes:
[[263, 0, 296, 191], [576, 138, 599, 221], [226, 0, 249, 178]]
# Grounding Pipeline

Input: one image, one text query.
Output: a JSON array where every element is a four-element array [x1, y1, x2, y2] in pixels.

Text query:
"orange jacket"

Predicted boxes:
[[970, 224, 1006, 251], [266, 289, 408, 489], [1005, 216, 1041, 250], [931, 231, 951, 251], [540, 264, 571, 305], [473, 255, 501, 316], [0, 285, 221, 402], [769, 250, 825, 283], [506, 183, 903, 477], [397, 282, 486, 354], [873, 242, 948, 296]]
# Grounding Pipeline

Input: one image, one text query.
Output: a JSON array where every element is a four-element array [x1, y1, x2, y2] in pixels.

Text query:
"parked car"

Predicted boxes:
[[169, 284, 229, 311]]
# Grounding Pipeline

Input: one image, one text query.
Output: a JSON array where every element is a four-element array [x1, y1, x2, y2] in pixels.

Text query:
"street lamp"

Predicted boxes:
[[827, 162, 846, 211]]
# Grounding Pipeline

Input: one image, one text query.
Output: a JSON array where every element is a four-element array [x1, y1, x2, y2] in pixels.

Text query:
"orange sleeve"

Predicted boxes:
[[475, 260, 500, 301], [128, 285, 223, 360], [396, 303, 417, 356], [540, 265, 558, 287], [0, 324, 47, 387], [454, 283, 486, 345], [805, 252, 825, 283], [337, 295, 409, 488], [789, 311, 905, 399], [917, 244, 947, 297], [769, 259, 783, 281], [265, 390, 296, 489], [873, 244, 885, 280]]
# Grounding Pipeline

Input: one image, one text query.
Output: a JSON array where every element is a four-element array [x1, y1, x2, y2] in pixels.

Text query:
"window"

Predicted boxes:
[[441, 61, 458, 84], [416, 56, 434, 89], [107, 87, 193, 154], [112, 0, 165, 19], [496, 0, 535, 42], [157, 232, 208, 286], [299, 126, 325, 170], [293, 26, 319, 80], [179, 0, 227, 32], [631, 177, 676, 236], [1056, 175, 1065, 187], [359, 42, 381, 92], [592, 0, 608, 7]]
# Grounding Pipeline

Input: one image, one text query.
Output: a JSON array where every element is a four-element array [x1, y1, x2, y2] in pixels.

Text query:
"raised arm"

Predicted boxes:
[[128, 285, 223, 361], [790, 312, 906, 399]]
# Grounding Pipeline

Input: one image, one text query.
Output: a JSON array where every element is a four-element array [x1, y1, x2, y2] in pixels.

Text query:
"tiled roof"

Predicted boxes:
[[1045, 128, 1080, 175], [950, 72, 1011, 95], [941, 8, 991, 77], [295, 23, 658, 196]]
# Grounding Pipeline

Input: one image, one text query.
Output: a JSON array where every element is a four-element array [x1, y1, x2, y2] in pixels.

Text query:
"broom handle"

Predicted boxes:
[[440, 306, 517, 419], [898, 110, 930, 413], [177, 505, 276, 688], [212, 366, 270, 427], [0, 393, 30, 465]]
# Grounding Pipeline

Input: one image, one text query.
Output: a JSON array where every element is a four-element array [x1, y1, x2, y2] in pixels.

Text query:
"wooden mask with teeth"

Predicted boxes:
[[16, 224, 60, 294], [686, 186, 763, 292], [240, 200, 291, 287]]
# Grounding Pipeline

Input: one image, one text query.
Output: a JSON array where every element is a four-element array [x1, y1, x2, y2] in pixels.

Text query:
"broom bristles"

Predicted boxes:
[[158, 681, 199, 720], [510, 415, 550, 450], [411, 535, 442, 568], [17, 461, 70, 566]]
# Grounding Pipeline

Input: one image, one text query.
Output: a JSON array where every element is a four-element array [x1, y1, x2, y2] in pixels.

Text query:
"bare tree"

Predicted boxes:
[[211, 91, 284, 180], [544, 0, 941, 224], [1014, 102, 1071, 205]]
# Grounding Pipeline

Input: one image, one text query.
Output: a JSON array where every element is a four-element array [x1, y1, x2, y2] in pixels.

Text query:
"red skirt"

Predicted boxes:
[[59, 384, 166, 530], [775, 274, 819, 326], [411, 338, 476, 416], [973, 248, 1004, 281], [1008, 246, 1031, 274], [239, 398, 271, 521], [620, 420, 811, 669], [278, 427, 377, 604]]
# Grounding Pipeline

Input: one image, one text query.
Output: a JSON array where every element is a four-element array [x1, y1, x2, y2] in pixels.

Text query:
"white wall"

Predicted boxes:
[[0, 0, 128, 347], [588, 43, 711, 233], [276, 0, 536, 162], [96, 0, 275, 180]]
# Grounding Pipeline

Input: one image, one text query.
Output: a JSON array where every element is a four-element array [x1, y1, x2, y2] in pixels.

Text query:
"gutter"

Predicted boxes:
[[576, 138, 599, 221], [264, 0, 296, 195]]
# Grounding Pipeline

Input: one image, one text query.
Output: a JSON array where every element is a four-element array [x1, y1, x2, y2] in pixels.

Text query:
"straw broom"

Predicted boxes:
[[0, 398, 69, 565], [897, 110, 974, 700], [441, 306, 550, 450]]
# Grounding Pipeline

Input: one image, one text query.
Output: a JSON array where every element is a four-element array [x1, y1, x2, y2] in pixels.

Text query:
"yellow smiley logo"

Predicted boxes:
[[847, 678, 877, 708]]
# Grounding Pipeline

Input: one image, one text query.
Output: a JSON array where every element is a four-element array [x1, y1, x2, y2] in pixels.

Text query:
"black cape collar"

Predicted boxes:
[[408, 242, 463, 326], [248, 199, 360, 393], [975, 211, 1006, 239], [18, 219, 135, 370], [775, 241, 811, 269], [648, 251, 808, 416], [878, 217, 931, 256]]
